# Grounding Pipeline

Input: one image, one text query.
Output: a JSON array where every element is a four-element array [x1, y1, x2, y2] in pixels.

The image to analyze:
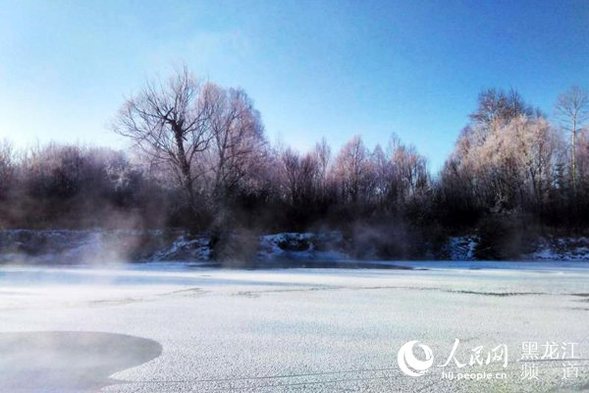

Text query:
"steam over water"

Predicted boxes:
[[0, 331, 162, 393]]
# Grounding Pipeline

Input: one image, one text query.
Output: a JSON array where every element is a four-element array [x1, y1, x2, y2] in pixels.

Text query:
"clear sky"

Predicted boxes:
[[0, 0, 587, 171]]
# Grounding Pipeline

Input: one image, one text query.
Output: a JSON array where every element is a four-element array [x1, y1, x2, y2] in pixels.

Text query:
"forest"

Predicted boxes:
[[1, 69, 588, 259]]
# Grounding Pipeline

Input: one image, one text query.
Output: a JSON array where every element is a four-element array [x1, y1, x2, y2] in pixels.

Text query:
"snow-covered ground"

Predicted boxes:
[[0, 262, 588, 392]]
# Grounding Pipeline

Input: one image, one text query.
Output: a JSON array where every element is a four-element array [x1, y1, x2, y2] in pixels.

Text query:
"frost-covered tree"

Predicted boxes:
[[278, 147, 322, 207], [555, 86, 589, 193], [443, 114, 562, 215], [332, 136, 373, 204], [389, 137, 429, 205], [204, 85, 267, 204]]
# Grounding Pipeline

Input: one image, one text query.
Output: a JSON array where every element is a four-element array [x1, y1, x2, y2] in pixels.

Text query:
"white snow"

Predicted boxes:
[[150, 235, 211, 261], [523, 236, 589, 261]]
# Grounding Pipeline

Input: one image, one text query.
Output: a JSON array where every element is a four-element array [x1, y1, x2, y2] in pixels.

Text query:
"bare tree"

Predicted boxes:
[[278, 148, 319, 206], [555, 86, 589, 193], [113, 67, 215, 216], [469, 88, 535, 133]]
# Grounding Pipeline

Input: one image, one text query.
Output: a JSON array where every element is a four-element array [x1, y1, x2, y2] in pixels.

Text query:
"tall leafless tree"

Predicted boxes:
[[113, 68, 214, 216], [555, 86, 589, 193]]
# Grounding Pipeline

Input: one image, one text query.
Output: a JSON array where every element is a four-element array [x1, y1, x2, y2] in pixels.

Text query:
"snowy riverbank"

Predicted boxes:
[[1, 229, 589, 264]]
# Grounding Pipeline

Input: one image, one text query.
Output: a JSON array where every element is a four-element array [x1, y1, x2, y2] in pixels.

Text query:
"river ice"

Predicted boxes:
[[0, 262, 588, 392]]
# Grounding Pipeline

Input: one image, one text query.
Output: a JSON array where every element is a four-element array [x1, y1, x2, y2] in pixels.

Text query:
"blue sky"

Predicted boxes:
[[0, 0, 587, 171]]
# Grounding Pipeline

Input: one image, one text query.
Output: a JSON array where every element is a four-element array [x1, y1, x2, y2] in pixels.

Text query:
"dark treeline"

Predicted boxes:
[[1, 69, 588, 259]]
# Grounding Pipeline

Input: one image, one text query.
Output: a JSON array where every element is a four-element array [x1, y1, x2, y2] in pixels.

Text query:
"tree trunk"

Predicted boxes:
[[172, 125, 197, 218]]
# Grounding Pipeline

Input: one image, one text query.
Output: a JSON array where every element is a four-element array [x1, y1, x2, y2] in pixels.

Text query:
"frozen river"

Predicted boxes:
[[1, 262, 588, 392]]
